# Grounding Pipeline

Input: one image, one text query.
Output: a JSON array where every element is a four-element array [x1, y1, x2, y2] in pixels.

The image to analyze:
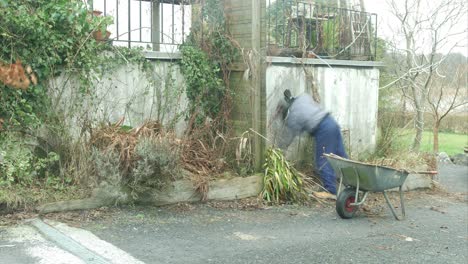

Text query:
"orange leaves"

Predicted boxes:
[[0, 60, 38, 90]]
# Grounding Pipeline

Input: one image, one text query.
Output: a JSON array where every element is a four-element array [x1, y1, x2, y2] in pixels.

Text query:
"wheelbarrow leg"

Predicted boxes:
[[399, 185, 406, 218], [337, 168, 345, 196], [382, 186, 406, 220]]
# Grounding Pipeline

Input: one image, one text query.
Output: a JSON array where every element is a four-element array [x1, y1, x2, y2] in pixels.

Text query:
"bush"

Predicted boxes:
[[261, 148, 308, 204], [0, 0, 113, 129], [90, 135, 181, 196], [0, 133, 59, 187], [130, 137, 181, 192], [91, 148, 123, 187]]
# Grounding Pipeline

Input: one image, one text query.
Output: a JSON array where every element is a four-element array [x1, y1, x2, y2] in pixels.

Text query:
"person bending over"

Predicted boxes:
[[275, 89, 348, 199]]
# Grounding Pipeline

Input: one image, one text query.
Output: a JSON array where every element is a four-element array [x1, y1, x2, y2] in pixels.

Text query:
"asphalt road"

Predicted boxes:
[[80, 192, 467, 264], [1, 162, 467, 264], [438, 163, 468, 193]]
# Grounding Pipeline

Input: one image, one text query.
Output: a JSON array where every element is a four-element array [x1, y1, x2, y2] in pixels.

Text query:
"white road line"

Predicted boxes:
[[45, 219, 145, 264], [30, 219, 110, 264], [28, 219, 145, 264], [5, 225, 85, 264]]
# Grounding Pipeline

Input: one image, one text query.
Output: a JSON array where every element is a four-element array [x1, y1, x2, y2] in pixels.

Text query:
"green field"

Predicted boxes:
[[397, 130, 467, 155]]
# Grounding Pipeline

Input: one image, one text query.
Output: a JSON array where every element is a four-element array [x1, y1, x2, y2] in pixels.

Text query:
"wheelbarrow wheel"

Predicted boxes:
[[336, 187, 359, 219]]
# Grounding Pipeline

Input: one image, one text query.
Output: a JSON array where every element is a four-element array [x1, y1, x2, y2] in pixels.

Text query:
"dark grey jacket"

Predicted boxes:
[[277, 94, 328, 149]]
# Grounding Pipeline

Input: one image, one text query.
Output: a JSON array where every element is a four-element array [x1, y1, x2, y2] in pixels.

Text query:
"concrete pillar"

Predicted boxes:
[[152, 0, 160, 51]]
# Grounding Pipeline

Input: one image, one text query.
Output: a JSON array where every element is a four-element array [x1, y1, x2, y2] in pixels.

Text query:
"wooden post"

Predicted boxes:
[[252, 0, 264, 170], [152, 0, 161, 51]]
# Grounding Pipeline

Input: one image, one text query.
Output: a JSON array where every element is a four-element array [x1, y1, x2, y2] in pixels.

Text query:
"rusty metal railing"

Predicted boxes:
[[87, 0, 194, 52], [267, 0, 378, 60]]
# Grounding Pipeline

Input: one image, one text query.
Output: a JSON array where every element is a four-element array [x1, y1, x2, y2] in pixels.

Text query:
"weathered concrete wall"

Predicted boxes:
[[52, 51, 380, 172], [95, 60, 187, 131], [51, 57, 188, 135], [266, 58, 381, 163]]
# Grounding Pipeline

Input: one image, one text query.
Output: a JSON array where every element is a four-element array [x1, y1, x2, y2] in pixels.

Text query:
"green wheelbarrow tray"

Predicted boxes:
[[325, 154, 409, 192], [324, 153, 437, 220]]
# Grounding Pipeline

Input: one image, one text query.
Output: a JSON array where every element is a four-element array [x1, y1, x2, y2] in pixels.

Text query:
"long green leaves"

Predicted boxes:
[[261, 148, 308, 204]]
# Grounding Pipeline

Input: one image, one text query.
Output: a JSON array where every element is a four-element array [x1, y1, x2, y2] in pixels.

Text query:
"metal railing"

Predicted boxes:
[[87, 0, 194, 52], [85, 1, 377, 60], [267, 1, 378, 60]]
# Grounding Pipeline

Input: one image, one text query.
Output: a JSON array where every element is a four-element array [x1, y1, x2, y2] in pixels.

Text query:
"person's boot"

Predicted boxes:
[[311, 191, 337, 200]]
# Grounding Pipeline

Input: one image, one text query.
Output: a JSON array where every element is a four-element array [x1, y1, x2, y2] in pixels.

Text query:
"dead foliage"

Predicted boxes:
[[88, 118, 235, 200], [180, 138, 227, 176], [87, 111, 257, 202], [179, 134, 229, 201], [90, 118, 227, 179], [0, 211, 39, 227], [90, 118, 163, 176], [0, 60, 37, 90], [207, 197, 267, 210], [363, 152, 437, 172], [190, 173, 211, 201]]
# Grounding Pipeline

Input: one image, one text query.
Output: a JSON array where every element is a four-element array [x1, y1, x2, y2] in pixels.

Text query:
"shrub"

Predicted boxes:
[[91, 148, 123, 187], [261, 148, 308, 204], [0, 133, 59, 187], [130, 137, 181, 192], [90, 135, 181, 196]]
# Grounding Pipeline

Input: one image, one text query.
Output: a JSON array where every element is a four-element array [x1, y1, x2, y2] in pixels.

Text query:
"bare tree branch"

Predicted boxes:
[[384, 0, 467, 151]]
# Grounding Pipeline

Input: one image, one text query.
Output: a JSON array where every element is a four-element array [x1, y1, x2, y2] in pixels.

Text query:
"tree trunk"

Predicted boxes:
[[433, 120, 440, 153], [412, 104, 424, 151], [402, 98, 407, 124]]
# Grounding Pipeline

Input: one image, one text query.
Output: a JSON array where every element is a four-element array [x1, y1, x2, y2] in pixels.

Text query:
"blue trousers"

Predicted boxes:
[[312, 115, 348, 194]]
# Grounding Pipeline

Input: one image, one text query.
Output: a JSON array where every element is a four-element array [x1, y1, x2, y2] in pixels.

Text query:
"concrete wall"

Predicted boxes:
[[51, 56, 188, 136], [96, 60, 187, 131], [52, 52, 380, 168], [266, 57, 381, 163]]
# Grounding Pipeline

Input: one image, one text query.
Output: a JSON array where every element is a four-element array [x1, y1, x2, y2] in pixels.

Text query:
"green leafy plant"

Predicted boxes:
[[0, 1, 179, 211], [179, 0, 238, 130], [0, 0, 115, 129], [179, 45, 225, 123], [0, 134, 59, 187], [261, 148, 308, 203]]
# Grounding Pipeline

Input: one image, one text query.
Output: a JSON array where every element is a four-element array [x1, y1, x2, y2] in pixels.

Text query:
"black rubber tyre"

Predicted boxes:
[[336, 187, 359, 219]]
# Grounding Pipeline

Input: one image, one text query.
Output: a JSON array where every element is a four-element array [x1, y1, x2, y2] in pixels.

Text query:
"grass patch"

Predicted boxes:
[[397, 130, 467, 155]]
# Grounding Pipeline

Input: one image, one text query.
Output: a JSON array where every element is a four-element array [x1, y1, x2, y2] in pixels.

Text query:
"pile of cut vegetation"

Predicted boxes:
[[35, 119, 240, 214], [363, 152, 437, 172], [89, 119, 234, 198]]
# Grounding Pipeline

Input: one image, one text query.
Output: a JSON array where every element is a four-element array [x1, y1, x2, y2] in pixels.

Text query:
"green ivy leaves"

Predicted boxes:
[[179, 44, 225, 123], [0, 0, 114, 129]]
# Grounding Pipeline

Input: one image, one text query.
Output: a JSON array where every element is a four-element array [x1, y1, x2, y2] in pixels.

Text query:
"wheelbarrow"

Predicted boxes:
[[324, 153, 437, 220]]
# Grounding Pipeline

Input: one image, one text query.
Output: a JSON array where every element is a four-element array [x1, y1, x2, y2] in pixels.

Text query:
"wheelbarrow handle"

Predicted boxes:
[[411, 171, 438, 175]]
